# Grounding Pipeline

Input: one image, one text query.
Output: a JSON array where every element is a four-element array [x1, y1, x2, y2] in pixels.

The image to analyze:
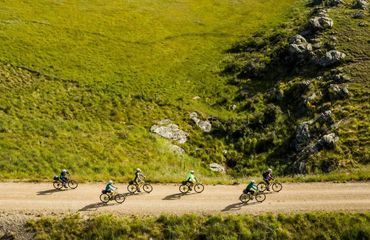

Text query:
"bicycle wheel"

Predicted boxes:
[[179, 184, 189, 193], [194, 183, 204, 193], [257, 182, 267, 192], [143, 183, 153, 193], [239, 193, 251, 204], [255, 193, 266, 203], [53, 181, 63, 190], [100, 194, 110, 203], [272, 182, 283, 192], [114, 194, 126, 204], [68, 180, 78, 189], [127, 184, 137, 193]]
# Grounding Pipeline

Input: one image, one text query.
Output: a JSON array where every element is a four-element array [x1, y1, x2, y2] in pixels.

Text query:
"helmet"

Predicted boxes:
[[108, 180, 113, 184], [190, 170, 195, 174], [251, 180, 255, 183], [268, 168, 272, 172], [62, 169, 67, 173], [136, 168, 141, 172]]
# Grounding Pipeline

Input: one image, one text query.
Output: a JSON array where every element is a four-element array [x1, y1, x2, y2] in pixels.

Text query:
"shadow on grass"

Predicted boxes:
[[221, 201, 260, 212], [37, 188, 63, 195], [162, 192, 197, 200]]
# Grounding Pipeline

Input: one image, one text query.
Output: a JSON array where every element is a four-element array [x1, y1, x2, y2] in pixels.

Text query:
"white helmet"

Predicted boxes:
[[62, 169, 67, 173], [108, 180, 113, 184], [190, 170, 195, 174], [136, 168, 141, 172], [251, 180, 255, 183], [268, 168, 272, 172]]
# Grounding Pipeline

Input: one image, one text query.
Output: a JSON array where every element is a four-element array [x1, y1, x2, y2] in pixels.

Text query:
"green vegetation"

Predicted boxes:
[[0, 0, 369, 182], [26, 212, 370, 239]]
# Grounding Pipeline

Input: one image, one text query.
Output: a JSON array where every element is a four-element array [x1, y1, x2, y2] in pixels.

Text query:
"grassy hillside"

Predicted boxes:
[[24, 212, 370, 240], [0, 0, 303, 181], [0, 0, 368, 182]]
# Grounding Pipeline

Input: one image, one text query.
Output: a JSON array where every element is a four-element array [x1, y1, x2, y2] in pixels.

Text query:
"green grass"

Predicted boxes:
[[25, 212, 370, 240], [0, 0, 304, 181]]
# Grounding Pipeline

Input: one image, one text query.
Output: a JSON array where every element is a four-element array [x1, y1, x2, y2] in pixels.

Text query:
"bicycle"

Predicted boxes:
[[99, 190, 126, 204], [257, 179, 283, 192], [179, 181, 204, 194], [53, 176, 78, 190], [239, 189, 266, 204], [127, 180, 153, 194]]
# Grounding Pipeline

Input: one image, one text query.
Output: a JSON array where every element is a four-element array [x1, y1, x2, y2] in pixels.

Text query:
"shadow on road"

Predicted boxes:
[[37, 188, 62, 195], [78, 202, 112, 212], [162, 192, 197, 200], [221, 201, 260, 212]]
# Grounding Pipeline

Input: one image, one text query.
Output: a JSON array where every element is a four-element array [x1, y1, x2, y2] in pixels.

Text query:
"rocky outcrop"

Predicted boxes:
[[150, 120, 188, 144], [353, 0, 368, 9], [317, 133, 339, 149], [329, 84, 350, 100], [209, 163, 225, 173], [309, 10, 334, 30], [190, 112, 212, 133], [317, 110, 334, 126], [294, 123, 311, 151], [289, 35, 313, 57], [318, 50, 346, 67]]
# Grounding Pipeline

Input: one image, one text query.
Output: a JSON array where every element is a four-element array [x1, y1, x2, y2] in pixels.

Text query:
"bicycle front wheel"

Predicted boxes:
[[143, 184, 153, 193], [115, 194, 126, 204], [272, 182, 283, 192], [68, 180, 78, 189], [194, 184, 204, 193], [256, 193, 266, 203]]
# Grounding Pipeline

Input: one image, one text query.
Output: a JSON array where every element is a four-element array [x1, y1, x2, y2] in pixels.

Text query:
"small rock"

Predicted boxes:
[[309, 10, 334, 30], [169, 144, 185, 154], [190, 112, 212, 133], [359, 22, 368, 27], [289, 35, 313, 56], [352, 11, 365, 19], [353, 0, 368, 10], [317, 133, 339, 149], [228, 104, 237, 111], [209, 163, 226, 173], [327, 0, 343, 6], [329, 84, 350, 100], [150, 121, 188, 144], [332, 73, 351, 83], [317, 110, 335, 126], [318, 50, 346, 67], [192, 96, 201, 100]]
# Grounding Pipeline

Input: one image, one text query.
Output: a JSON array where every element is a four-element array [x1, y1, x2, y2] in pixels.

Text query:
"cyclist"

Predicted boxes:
[[105, 180, 117, 195], [185, 170, 197, 190], [262, 168, 274, 191], [133, 168, 145, 192], [60, 169, 69, 188], [243, 180, 257, 195]]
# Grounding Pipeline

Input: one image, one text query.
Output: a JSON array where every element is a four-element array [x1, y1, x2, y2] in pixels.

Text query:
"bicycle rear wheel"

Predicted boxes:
[[256, 193, 266, 203], [127, 184, 137, 194], [179, 184, 189, 193], [100, 194, 110, 203], [143, 183, 153, 193], [115, 194, 126, 204], [272, 182, 283, 192], [53, 181, 63, 190], [68, 180, 78, 189], [257, 182, 267, 192], [194, 184, 204, 193], [239, 193, 251, 203]]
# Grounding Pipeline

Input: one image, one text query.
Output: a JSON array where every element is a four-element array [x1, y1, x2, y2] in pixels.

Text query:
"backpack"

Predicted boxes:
[[262, 171, 269, 178]]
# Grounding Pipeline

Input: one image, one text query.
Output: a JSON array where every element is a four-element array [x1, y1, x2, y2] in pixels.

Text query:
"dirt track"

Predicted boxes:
[[0, 182, 369, 216]]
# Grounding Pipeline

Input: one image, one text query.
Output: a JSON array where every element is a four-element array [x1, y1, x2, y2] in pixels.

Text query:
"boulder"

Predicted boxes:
[[289, 35, 313, 56], [317, 110, 335, 126], [329, 84, 350, 100], [190, 112, 212, 133], [317, 133, 339, 149], [353, 0, 368, 9], [150, 120, 188, 144], [309, 10, 334, 30], [169, 144, 185, 154], [294, 123, 311, 151], [209, 163, 225, 173], [318, 50, 346, 67]]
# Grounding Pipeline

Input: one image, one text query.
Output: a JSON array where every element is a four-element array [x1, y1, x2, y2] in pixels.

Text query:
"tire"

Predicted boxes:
[[127, 184, 137, 194], [194, 184, 204, 193], [100, 193, 110, 203], [68, 180, 78, 189], [257, 182, 267, 192], [53, 181, 63, 190], [143, 183, 153, 193], [114, 194, 126, 204], [256, 193, 266, 203], [179, 184, 189, 193], [272, 182, 283, 192], [239, 193, 251, 204]]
